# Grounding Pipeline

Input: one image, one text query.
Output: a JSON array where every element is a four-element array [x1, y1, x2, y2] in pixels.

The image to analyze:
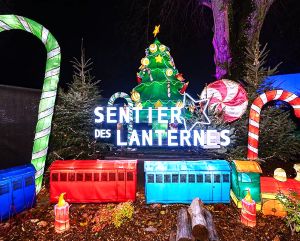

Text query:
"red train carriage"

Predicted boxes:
[[50, 160, 137, 203]]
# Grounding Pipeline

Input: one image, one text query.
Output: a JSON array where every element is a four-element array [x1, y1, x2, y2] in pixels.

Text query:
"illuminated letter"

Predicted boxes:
[[117, 130, 127, 146], [155, 130, 165, 146], [171, 107, 182, 123], [107, 107, 117, 123], [142, 130, 153, 146], [207, 130, 219, 146], [168, 130, 178, 146], [158, 107, 168, 124], [119, 107, 129, 123], [129, 130, 140, 146], [95, 129, 101, 138], [180, 130, 191, 146], [148, 107, 153, 124], [220, 130, 230, 146], [193, 130, 205, 146], [94, 107, 104, 123], [133, 107, 140, 123]]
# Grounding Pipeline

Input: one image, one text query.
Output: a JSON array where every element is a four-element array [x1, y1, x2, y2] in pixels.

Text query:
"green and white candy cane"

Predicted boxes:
[[0, 15, 61, 193], [108, 92, 133, 143]]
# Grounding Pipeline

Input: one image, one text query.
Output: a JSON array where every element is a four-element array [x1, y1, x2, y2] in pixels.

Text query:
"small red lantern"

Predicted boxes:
[[54, 193, 70, 233], [136, 74, 142, 84], [241, 189, 256, 227], [175, 73, 185, 81]]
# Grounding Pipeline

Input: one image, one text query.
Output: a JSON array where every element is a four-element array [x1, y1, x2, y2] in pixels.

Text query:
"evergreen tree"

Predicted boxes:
[[48, 43, 104, 163]]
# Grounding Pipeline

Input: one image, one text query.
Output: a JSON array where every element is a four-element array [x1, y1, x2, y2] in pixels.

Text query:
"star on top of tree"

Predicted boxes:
[[153, 25, 160, 37]]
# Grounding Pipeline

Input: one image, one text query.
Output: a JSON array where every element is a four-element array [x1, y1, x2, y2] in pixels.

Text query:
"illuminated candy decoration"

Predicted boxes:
[[141, 57, 150, 66], [136, 74, 142, 84], [131, 90, 140, 102], [241, 190, 256, 227], [166, 68, 173, 76], [176, 100, 184, 108], [200, 79, 248, 123], [175, 73, 185, 82], [247, 90, 300, 160], [0, 15, 61, 193], [179, 82, 189, 94], [136, 102, 143, 109], [54, 193, 70, 233], [166, 51, 170, 56], [155, 54, 163, 63], [273, 168, 287, 182], [149, 43, 157, 53], [108, 92, 133, 144], [159, 44, 166, 52], [262, 200, 287, 217]]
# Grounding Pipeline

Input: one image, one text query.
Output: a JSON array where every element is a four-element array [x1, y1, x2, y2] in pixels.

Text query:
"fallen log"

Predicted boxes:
[[202, 208, 219, 241], [176, 208, 193, 241], [188, 198, 208, 240]]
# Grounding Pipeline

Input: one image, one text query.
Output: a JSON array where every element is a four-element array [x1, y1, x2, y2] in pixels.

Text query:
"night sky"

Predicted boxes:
[[0, 0, 299, 98]]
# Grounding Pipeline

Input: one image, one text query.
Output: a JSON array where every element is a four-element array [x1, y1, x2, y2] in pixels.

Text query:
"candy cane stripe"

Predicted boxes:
[[41, 90, 57, 99], [0, 20, 11, 30], [38, 107, 54, 120], [249, 119, 259, 128], [47, 47, 60, 59], [251, 104, 261, 114], [248, 90, 300, 159], [45, 67, 60, 78], [17, 16, 32, 33], [32, 148, 48, 160], [260, 93, 268, 104], [35, 167, 45, 179], [274, 90, 283, 100], [41, 26, 49, 45], [35, 127, 51, 140]]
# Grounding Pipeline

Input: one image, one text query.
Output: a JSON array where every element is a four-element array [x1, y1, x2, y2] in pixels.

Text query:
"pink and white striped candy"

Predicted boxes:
[[200, 79, 248, 122]]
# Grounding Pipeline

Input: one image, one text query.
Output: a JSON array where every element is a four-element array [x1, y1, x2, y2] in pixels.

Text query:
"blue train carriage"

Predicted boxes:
[[230, 160, 262, 211], [144, 160, 231, 204], [0, 164, 36, 221]]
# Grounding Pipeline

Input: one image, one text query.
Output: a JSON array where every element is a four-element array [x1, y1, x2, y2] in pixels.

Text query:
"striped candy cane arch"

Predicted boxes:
[[247, 90, 300, 160], [0, 15, 61, 193], [108, 92, 133, 143]]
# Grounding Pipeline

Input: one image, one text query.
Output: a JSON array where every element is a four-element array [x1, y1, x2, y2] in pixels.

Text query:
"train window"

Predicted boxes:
[[147, 174, 154, 183], [0, 184, 9, 195], [127, 172, 133, 181], [188, 174, 195, 183], [85, 173, 92, 181], [109, 173, 116, 181], [25, 176, 34, 187], [223, 174, 230, 183], [60, 173, 67, 181], [180, 174, 187, 183], [68, 173, 75, 182], [196, 174, 203, 183], [118, 173, 125, 181], [205, 174, 211, 183], [13, 180, 22, 190], [172, 174, 179, 183], [156, 174, 163, 183], [52, 173, 58, 182], [76, 173, 84, 181], [164, 174, 171, 183], [94, 173, 100, 181], [241, 173, 251, 183], [101, 173, 108, 181], [214, 174, 221, 183]]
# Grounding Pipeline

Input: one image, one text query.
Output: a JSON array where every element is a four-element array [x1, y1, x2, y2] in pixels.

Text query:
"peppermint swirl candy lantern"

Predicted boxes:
[[200, 79, 248, 122]]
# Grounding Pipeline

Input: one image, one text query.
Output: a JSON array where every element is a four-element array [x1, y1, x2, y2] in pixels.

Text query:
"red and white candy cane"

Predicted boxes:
[[247, 90, 300, 159]]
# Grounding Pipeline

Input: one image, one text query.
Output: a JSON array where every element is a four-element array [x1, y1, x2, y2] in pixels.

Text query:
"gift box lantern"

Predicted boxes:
[[54, 193, 70, 233], [241, 189, 256, 227]]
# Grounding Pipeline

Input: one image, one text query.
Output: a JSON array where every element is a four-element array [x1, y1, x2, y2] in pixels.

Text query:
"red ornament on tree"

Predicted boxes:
[[179, 82, 189, 94], [175, 73, 185, 82], [136, 74, 142, 84]]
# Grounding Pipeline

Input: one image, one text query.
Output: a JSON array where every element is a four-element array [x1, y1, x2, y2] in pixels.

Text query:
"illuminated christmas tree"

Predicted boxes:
[[131, 26, 189, 134]]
